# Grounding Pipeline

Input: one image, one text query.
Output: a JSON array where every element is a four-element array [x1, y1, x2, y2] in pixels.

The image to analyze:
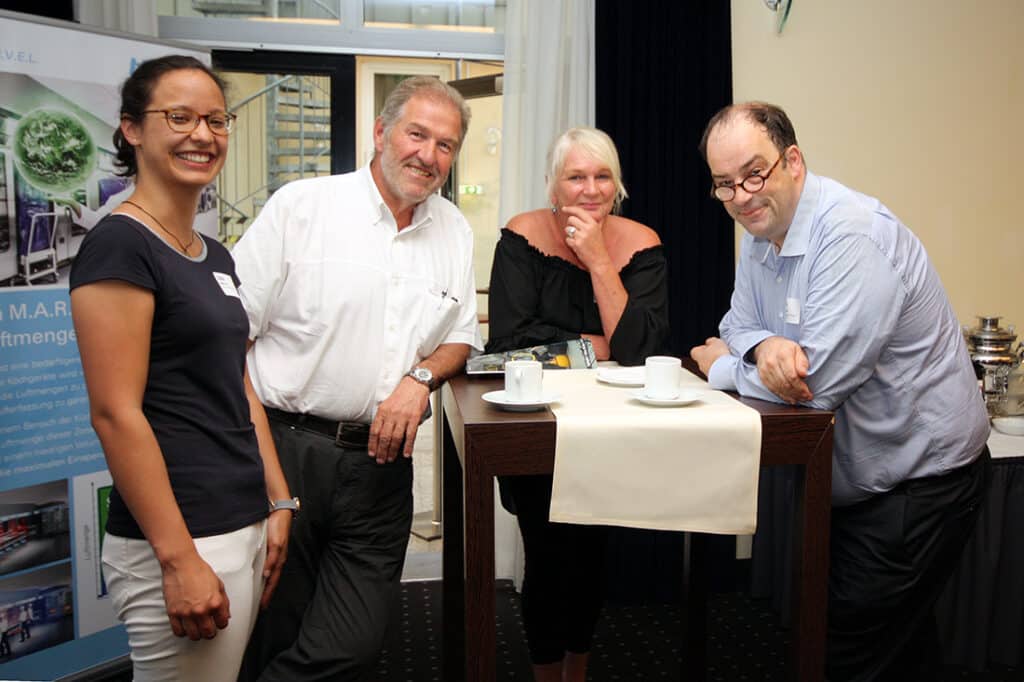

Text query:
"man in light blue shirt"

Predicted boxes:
[[690, 102, 990, 682]]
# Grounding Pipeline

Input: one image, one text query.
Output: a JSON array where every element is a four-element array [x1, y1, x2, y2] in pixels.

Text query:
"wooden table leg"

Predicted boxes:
[[790, 423, 833, 681], [462, 430, 497, 682], [681, 532, 709, 681], [442, 410, 466, 682]]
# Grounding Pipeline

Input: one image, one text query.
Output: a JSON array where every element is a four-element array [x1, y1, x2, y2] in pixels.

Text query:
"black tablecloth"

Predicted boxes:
[[934, 456, 1024, 670], [749, 457, 1024, 672]]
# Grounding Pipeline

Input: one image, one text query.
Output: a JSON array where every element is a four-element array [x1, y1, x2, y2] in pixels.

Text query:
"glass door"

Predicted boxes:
[[212, 50, 355, 243], [449, 62, 502, 338]]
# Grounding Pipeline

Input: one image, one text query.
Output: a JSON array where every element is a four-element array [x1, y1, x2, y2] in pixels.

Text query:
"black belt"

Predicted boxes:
[[264, 407, 370, 449]]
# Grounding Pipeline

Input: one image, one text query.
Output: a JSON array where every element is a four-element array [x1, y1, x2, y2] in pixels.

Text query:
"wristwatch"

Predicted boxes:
[[406, 366, 436, 391], [269, 497, 301, 517]]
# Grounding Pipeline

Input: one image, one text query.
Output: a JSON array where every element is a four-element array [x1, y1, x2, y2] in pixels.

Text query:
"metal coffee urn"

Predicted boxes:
[[963, 316, 1023, 415]]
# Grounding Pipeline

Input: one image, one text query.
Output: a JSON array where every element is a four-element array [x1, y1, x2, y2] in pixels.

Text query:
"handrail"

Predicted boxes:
[[218, 72, 331, 241], [230, 74, 295, 111], [216, 192, 248, 222], [311, 0, 340, 20]]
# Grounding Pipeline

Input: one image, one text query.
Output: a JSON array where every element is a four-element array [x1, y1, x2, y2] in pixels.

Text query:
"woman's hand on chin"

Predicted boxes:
[[560, 205, 613, 270]]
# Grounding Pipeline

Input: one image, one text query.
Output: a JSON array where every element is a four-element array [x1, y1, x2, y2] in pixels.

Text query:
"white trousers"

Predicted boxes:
[[102, 520, 267, 682]]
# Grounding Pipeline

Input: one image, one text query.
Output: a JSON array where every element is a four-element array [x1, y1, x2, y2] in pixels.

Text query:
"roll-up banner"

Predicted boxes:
[[0, 12, 210, 679]]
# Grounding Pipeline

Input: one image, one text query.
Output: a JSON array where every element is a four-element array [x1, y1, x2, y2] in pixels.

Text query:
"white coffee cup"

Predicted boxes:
[[644, 356, 681, 399], [504, 360, 543, 402]]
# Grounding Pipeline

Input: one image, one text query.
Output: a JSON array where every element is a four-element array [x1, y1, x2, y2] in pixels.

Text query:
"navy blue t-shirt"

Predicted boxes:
[[70, 215, 267, 539]]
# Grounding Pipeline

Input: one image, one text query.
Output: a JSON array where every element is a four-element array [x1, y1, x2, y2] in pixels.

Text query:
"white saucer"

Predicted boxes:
[[482, 390, 562, 412], [596, 367, 645, 387], [630, 389, 701, 407]]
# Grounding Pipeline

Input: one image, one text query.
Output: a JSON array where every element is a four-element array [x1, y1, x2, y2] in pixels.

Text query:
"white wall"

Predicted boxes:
[[731, 0, 1023, 332]]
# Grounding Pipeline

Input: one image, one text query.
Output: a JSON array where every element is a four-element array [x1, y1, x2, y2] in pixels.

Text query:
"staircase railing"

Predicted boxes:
[[217, 73, 331, 242]]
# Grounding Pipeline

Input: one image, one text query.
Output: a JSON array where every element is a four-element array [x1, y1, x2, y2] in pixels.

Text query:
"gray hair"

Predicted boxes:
[[545, 127, 628, 214], [378, 75, 471, 147]]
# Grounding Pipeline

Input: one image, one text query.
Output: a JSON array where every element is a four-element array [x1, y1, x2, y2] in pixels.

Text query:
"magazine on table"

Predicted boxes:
[[465, 338, 596, 375]]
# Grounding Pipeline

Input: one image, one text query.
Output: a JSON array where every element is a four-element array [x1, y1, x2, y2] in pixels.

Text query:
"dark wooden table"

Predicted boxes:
[[441, 370, 835, 681]]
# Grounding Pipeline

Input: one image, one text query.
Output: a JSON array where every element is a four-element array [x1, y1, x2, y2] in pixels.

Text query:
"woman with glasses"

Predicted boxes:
[[485, 127, 670, 682], [69, 55, 292, 682]]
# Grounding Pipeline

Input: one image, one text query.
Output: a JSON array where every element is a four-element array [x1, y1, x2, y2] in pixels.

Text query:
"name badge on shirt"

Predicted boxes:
[[213, 272, 239, 298], [785, 297, 801, 325]]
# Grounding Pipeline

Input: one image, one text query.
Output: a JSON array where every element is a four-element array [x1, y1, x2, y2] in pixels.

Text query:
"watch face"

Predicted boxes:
[[414, 368, 432, 382]]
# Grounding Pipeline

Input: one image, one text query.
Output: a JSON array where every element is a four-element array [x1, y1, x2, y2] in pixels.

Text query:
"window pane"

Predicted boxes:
[[363, 0, 505, 33], [157, 0, 342, 25]]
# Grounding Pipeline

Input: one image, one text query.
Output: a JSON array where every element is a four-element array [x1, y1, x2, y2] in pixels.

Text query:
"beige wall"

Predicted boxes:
[[731, 0, 1023, 332]]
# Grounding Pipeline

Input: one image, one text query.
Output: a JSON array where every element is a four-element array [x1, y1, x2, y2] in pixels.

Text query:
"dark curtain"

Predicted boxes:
[[595, 1, 738, 605], [595, 0, 735, 355]]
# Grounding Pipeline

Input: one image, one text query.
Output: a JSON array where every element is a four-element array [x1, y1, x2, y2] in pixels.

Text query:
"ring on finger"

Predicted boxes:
[[566, 226, 577, 237]]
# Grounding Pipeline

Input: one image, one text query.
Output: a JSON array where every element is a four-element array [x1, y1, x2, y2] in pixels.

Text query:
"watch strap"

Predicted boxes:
[[407, 366, 436, 391], [269, 497, 300, 516]]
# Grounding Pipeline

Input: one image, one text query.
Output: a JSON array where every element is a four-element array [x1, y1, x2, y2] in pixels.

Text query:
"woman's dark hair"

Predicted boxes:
[[112, 55, 227, 177]]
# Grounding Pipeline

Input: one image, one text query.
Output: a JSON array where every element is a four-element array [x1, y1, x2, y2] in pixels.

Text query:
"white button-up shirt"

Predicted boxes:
[[233, 165, 482, 423]]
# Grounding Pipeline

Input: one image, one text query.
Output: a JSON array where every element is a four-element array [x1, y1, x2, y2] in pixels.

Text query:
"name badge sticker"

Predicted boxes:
[[213, 272, 239, 298], [784, 297, 801, 325]]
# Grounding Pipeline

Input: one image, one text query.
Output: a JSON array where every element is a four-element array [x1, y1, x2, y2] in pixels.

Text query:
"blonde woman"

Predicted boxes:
[[486, 127, 670, 681]]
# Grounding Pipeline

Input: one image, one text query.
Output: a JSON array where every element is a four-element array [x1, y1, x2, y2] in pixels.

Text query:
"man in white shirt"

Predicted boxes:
[[234, 76, 481, 682]]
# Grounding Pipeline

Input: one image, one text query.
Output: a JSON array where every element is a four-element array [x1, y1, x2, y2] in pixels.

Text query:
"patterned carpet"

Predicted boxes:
[[373, 580, 1024, 682], [92, 579, 1023, 681]]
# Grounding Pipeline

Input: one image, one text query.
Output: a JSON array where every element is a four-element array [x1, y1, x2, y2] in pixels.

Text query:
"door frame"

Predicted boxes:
[[212, 50, 356, 175]]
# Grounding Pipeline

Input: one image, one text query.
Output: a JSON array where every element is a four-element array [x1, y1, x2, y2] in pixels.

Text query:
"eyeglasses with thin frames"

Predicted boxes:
[[711, 154, 783, 202], [139, 109, 237, 136]]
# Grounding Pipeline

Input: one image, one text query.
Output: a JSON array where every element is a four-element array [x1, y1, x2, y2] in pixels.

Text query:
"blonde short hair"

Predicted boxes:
[[545, 127, 628, 213]]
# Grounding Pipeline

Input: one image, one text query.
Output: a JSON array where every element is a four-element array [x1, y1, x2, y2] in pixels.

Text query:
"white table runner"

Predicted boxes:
[[545, 368, 763, 534]]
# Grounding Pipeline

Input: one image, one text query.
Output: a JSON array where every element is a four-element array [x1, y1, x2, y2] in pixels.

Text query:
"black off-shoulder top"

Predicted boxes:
[[485, 228, 670, 366]]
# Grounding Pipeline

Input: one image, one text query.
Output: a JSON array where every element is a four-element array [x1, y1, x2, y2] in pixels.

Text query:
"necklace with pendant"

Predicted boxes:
[[122, 200, 197, 255]]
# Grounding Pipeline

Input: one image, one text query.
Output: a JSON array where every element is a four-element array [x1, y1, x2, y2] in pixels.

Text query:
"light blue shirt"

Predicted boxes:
[[708, 172, 989, 506]]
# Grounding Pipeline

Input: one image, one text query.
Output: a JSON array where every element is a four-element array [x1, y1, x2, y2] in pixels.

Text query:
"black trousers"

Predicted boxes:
[[500, 474, 609, 665], [826, 447, 991, 682], [237, 418, 413, 682]]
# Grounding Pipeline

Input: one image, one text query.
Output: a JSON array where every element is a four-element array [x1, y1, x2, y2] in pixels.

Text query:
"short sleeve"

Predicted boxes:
[[69, 215, 158, 293], [485, 229, 581, 353], [232, 187, 289, 340]]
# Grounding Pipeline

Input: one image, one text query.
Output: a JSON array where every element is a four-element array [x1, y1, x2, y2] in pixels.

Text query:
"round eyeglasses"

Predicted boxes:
[[141, 109, 236, 136], [711, 154, 782, 202]]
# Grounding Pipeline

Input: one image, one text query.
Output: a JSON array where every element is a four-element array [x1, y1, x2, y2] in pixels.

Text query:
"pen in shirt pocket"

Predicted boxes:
[[438, 288, 459, 307]]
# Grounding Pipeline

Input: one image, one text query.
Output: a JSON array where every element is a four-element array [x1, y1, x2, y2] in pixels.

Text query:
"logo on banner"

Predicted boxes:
[[0, 48, 39, 64]]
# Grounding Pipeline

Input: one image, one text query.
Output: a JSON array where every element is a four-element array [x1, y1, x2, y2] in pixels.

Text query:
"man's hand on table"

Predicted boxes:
[[690, 337, 731, 377], [753, 336, 812, 404]]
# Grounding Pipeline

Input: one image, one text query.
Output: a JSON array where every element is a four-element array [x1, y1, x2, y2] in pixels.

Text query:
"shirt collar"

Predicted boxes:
[[777, 171, 820, 258], [358, 162, 435, 234], [748, 171, 820, 265]]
